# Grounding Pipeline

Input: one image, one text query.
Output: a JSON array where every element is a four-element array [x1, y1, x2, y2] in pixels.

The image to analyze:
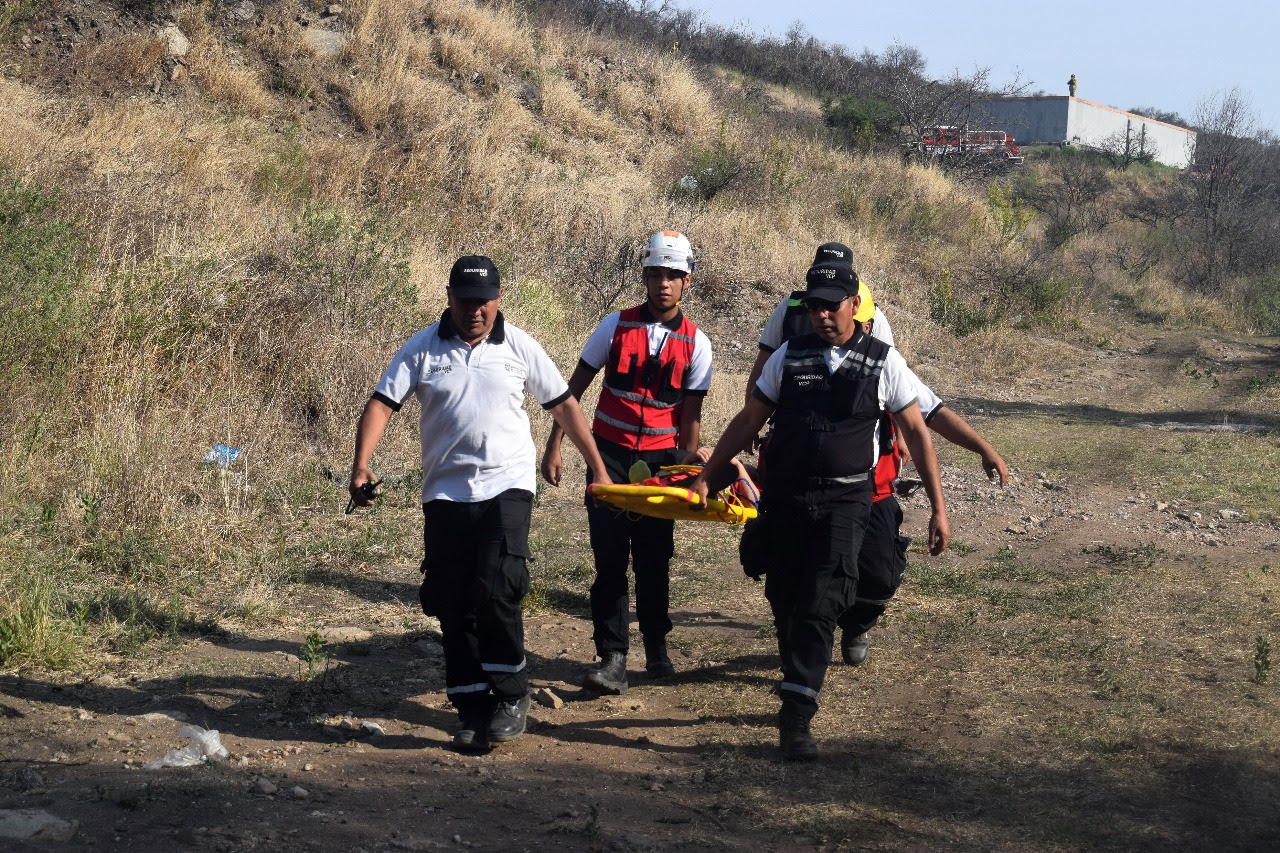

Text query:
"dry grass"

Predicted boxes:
[[0, 0, 1270, 693], [68, 32, 167, 94]]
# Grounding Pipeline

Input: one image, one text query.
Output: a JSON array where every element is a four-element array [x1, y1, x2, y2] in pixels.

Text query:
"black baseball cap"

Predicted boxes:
[[448, 255, 501, 299], [812, 241, 856, 269], [804, 262, 859, 303]]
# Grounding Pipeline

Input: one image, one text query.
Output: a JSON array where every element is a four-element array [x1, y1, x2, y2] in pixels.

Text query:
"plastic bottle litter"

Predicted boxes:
[[143, 725, 229, 769], [202, 444, 241, 468]]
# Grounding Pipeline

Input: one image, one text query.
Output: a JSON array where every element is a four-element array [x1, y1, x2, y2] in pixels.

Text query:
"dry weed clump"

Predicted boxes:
[[183, 26, 274, 117], [67, 32, 168, 95], [345, 0, 422, 58], [538, 76, 617, 142], [420, 0, 536, 75], [0, 81, 67, 179]]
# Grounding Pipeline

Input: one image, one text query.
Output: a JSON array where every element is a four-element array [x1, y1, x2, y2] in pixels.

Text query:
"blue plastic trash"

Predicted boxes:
[[203, 443, 241, 468]]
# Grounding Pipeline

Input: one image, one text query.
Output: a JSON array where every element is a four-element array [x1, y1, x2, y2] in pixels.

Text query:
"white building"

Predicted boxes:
[[973, 96, 1196, 168]]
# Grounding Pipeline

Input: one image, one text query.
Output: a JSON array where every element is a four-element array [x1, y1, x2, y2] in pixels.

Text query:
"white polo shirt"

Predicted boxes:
[[374, 311, 571, 503], [755, 334, 923, 469], [757, 296, 943, 418]]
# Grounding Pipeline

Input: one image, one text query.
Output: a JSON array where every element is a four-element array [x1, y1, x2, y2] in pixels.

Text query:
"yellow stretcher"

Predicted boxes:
[[588, 465, 757, 524]]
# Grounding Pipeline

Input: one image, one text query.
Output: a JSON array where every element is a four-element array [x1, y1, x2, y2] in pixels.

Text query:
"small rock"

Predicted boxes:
[[324, 4, 344, 16], [361, 721, 386, 736], [533, 687, 564, 709], [1154, 501, 1169, 512], [252, 777, 278, 795], [413, 639, 443, 657], [616, 831, 660, 851], [0, 809, 78, 842], [303, 763, 315, 771], [300, 27, 348, 59], [291, 786, 310, 800], [140, 711, 189, 723], [226, 2, 256, 23], [75, 709, 94, 721], [320, 627, 372, 644], [158, 24, 190, 58], [1219, 509, 1243, 520]]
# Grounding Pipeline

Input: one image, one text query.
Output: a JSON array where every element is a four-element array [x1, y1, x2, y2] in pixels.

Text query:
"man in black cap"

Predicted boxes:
[[350, 254, 612, 751], [744, 242, 1006, 667], [689, 260, 950, 761]]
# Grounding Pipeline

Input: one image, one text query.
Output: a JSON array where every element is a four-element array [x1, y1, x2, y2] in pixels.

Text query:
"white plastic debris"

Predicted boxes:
[[144, 725, 230, 769]]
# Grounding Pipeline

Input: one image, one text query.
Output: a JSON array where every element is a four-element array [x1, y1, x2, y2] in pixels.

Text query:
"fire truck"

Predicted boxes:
[[914, 126, 1024, 164]]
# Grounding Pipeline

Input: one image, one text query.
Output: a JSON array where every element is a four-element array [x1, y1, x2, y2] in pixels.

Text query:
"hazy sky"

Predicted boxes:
[[681, 0, 1277, 133]]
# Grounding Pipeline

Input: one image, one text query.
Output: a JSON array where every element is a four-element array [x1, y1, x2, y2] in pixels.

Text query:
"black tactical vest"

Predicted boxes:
[[779, 291, 811, 344], [764, 330, 889, 497]]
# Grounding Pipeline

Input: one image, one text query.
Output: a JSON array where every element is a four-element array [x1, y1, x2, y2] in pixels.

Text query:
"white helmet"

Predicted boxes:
[[641, 230, 695, 273]]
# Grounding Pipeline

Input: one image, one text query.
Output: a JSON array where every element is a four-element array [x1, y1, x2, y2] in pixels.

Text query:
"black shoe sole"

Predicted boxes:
[[487, 697, 531, 743], [583, 674, 628, 694], [782, 746, 818, 762], [487, 726, 525, 744], [452, 730, 490, 752]]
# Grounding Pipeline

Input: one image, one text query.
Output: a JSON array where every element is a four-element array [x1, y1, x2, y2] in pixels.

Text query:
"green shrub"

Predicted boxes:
[[929, 270, 998, 336], [0, 2, 36, 44], [822, 96, 898, 150], [987, 179, 1034, 244], [0, 553, 85, 669], [0, 166, 93, 383], [254, 123, 310, 202], [288, 204, 417, 335], [1243, 272, 1280, 334], [672, 121, 744, 202]]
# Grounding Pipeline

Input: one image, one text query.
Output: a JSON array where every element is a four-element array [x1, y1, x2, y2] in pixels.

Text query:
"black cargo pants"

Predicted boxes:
[[419, 489, 532, 717]]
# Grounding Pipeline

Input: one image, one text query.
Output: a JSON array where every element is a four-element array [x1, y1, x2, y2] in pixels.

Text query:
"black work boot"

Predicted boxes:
[[487, 693, 531, 744], [452, 713, 490, 752], [841, 631, 871, 666], [583, 652, 628, 694], [779, 710, 818, 762], [643, 637, 675, 679]]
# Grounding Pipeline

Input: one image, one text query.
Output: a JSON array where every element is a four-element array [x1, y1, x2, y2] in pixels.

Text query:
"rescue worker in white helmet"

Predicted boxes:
[[541, 230, 713, 695]]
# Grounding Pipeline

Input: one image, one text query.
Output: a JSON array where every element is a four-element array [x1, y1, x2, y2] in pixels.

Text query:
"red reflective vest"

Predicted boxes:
[[871, 413, 901, 503], [592, 307, 699, 451]]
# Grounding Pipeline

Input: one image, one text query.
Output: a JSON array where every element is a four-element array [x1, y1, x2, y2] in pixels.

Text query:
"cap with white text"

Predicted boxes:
[[804, 262, 859, 304], [448, 255, 501, 300], [812, 241, 856, 270]]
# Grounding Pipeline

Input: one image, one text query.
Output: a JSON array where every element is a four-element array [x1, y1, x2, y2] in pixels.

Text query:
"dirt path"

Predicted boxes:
[[3, 330, 1279, 851]]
